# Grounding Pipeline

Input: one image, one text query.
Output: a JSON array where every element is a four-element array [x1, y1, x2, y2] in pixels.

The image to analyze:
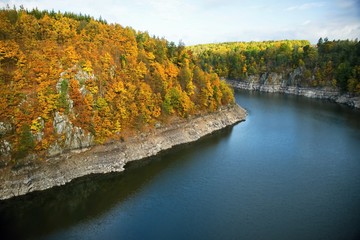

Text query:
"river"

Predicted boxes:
[[1, 90, 360, 240]]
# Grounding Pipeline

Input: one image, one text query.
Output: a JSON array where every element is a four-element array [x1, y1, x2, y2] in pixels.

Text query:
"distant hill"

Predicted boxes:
[[188, 39, 360, 93]]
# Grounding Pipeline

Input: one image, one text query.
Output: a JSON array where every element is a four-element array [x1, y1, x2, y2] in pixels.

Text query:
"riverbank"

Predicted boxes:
[[0, 104, 246, 200], [228, 80, 360, 109]]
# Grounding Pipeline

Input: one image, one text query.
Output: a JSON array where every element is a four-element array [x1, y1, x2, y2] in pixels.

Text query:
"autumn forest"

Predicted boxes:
[[0, 7, 234, 165], [1, 7, 359, 166]]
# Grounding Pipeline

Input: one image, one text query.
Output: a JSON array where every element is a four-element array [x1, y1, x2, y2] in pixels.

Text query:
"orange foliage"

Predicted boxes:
[[0, 8, 235, 161]]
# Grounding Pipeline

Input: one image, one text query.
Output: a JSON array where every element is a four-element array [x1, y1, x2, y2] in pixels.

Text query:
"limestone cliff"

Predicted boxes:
[[0, 104, 246, 200], [227, 70, 360, 108]]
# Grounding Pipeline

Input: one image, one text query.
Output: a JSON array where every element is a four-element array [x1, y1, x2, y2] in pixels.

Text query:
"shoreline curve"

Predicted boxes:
[[228, 80, 360, 108], [0, 104, 246, 201]]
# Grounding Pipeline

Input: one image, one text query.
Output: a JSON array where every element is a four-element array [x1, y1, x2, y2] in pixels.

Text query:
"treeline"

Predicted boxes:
[[189, 39, 360, 93], [2, 5, 105, 24], [0, 7, 234, 162]]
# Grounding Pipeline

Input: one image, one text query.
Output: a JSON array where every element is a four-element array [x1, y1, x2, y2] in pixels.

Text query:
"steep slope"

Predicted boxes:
[[0, 104, 246, 200], [0, 8, 236, 166]]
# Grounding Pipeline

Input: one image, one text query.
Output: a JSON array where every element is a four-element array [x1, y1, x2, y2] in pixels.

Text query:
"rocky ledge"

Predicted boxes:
[[0, 104, 246, 200], [228, 80, 360, 109]]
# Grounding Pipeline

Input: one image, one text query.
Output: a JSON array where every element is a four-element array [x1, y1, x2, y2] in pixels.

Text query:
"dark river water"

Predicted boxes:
[[1, 90, 360, 240]]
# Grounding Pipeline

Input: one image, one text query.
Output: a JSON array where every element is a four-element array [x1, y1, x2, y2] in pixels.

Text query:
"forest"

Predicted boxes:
[[189, 39, 360, 93], [0, 7, 235, 165]]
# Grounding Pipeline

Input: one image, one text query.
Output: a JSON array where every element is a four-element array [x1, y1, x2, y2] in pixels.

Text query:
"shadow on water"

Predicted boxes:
[[0, 126, 234, 240]]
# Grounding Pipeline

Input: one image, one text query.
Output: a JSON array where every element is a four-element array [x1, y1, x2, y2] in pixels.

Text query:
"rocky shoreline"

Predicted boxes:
[[228, 80, 360, 109], [0, 104, 246, 200]]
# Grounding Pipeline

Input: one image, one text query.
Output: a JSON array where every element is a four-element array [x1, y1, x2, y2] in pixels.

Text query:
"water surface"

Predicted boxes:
[[1, 90, 360, 240]]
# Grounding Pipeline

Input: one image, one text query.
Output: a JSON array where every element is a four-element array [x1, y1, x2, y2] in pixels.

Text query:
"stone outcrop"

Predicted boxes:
[[49, 112, 94, 157], [0, 122, 12, 136], [227, 73, 360, 108], [48, 66, 95, 156], [0, 66, 96, 165], [0, 104, 246, 200], [0, 122, 13, 164]]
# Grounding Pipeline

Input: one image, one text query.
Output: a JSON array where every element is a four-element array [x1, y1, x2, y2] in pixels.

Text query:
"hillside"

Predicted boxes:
[[0, 8, 235, 166], [189, 39, 360, 93]]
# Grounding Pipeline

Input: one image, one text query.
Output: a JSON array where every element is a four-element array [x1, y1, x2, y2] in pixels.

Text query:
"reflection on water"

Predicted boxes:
[[0, 128, 233, 240], [1, 90, 360, 240]]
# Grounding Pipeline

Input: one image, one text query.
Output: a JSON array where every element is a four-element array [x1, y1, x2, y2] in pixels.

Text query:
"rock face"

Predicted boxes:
[[227, 75, 360, 108], [1, 67, 96, 163], [49, 112, 93, 157], [0, 104, 246, 200], [0, 122, 13, 163], [48, 67, 95, 157]]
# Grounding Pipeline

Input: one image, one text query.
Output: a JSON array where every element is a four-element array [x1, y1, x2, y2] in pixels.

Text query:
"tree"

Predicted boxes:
[[14, 124, 35, 159], [0, 8, 237, 163]]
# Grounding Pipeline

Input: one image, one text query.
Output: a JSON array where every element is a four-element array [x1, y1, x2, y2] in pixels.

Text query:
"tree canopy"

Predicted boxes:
[[189, 39, 360, 93], [0, 7, 234, 164]]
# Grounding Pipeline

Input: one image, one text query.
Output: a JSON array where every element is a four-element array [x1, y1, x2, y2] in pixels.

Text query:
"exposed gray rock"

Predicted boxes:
[[53, 111, 69, 135], [52, 111, 94, 155], [0, 140, 12, 156], [228, 74, 360, 109], [71, 126, 94, 149], [352, 97, 360, 108], [52, 66, 95, 154], [0, 122, 12, 136], [0, 104, 246, 200], [75, 69, 94, 96], [48, 142, 63, 157], [57, 66, 93, 113]]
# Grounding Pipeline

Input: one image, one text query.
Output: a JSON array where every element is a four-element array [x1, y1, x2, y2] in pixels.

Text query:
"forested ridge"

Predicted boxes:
[[189, 39, 360, 93], [0, 7, 234, 165]]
